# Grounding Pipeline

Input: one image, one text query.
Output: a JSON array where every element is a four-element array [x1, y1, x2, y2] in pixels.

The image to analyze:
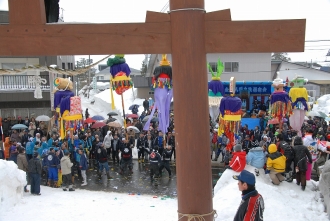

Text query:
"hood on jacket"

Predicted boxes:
[[250, 146, 264, 152], [268, 144, 277, 154], [107, 131, 111, 136], [61, 155, 70, 162]]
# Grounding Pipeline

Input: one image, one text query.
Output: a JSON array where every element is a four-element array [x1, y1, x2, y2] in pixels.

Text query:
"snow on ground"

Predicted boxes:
[[1, 160, 328, 221]]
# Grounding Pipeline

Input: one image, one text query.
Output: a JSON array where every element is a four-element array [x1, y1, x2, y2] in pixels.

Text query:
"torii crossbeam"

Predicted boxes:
[[0, 0, 305, 220]]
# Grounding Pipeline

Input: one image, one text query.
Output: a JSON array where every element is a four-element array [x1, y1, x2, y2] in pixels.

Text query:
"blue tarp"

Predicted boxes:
[[241, 118, 260, 129]]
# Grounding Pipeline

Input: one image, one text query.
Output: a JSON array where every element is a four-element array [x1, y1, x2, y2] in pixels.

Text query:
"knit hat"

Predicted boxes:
[[233, 144, 242, 152], [33, 152, 39, 158], [64, 150, 70, 156]]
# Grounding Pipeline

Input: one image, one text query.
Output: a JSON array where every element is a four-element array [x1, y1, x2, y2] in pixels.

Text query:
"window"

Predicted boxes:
[[208, 62, 217, 72], [148, 91, 154, 95], [224, 62, 239, 72], [208, 62, 239, 73], [62, 62, 66, 69], [97, 76, 104, 80], [2, 63, 26, 69], [69, 63, 74, 70]]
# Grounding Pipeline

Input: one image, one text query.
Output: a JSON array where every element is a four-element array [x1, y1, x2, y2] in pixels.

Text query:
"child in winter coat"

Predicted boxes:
[[79, 148, 88, 186], [227, 144, 246, 172], [246, 142, 266, 169], [60, 151, 74, 191], [266, 144, 286, 185]]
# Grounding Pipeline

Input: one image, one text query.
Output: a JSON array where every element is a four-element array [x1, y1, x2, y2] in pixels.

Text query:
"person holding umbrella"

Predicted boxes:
[[10, 129, 21, 143]]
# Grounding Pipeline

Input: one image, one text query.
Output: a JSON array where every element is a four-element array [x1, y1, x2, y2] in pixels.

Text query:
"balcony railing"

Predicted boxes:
[[0, 75, 50, 90]]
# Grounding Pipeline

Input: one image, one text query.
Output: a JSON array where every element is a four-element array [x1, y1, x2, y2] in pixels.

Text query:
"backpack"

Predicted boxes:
[[280, 141, 294, 160], [149, 151, 156, 160], [122, 147, 131, 159]]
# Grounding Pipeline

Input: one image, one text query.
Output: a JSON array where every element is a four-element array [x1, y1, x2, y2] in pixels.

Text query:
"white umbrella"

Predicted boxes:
[[127, 126, 140, 133], [36, 115, 51, 121]]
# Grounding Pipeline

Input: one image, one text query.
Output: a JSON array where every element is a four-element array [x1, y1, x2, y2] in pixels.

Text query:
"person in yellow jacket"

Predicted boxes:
[[266, 144, 286, 185]]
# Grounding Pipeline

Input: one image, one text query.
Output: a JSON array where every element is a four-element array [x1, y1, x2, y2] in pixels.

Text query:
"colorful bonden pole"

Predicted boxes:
[[107, 55, 133, 129]]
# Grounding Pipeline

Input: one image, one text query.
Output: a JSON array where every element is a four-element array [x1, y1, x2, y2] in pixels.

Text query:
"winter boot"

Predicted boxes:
[[63, 188, 67, 191], [301, 186, 306, 191], [53, 182, 58, 188], [142, 159, 145, 163], [48, 180, 53, 187], [98, 171, 102, 180], [69, 188, 75, 191], [138, 159, 141, 163], [154, 178, 159, 186], [107, 171, 113, 180]]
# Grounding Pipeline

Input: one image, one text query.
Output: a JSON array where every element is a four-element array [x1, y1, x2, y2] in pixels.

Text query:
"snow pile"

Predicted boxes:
[[312, 94, 330, 117], [0, 186, 178, 221], [0, 160, 27, 217], [213, 165, 327, 221], [81, 88, 145, 126]]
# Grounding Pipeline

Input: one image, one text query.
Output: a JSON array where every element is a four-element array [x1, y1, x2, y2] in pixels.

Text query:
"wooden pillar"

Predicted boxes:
[[170, 0, 213, 220], [8, 0, 46, 25]]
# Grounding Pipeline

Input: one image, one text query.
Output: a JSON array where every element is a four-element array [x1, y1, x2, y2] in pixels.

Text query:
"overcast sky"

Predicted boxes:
[[1, 0, 329, 68]]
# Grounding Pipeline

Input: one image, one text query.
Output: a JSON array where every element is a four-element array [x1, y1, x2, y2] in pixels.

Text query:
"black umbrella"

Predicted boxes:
[[129, 104, 140, 110], [107, 112, 118, 116], [106, 118, 117, 124]]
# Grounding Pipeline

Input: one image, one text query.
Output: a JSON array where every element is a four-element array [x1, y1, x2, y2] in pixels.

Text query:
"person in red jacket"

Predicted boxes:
[[227, 144, 246, 172]]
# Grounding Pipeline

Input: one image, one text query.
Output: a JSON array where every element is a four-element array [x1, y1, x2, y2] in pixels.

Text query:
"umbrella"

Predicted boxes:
[[92, 115, 105, 121], [85, 118, 96, 124], [151, 117, 159, 123], [11, 124, 28, 130], [91, 121, 106, 129], [36, 115, 51, 121], [108, 121, 122, 128], [318, 111, 328, 118], [129, 104, 139, 110], [107, 112, 118, 116], [126, 114, 139, 118], [106, 118, 117, 124], [142, 115, 153, 122], [127, 126, 140, 133]]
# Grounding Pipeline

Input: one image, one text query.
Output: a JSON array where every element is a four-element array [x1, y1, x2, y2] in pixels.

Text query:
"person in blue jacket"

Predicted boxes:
[[26, 137, 34, 161], [246, 141, 266, 169], [79, 148, 88, 186], [46, 147, 60, 188], [37, 137, 49, 157], [47, 134, 59, 148]]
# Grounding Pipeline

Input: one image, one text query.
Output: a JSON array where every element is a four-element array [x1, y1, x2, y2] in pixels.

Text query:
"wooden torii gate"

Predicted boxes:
[[0, 0, 305, 220]]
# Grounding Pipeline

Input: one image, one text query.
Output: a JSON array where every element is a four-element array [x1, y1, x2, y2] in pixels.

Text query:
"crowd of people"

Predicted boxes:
[[0, 106, 176, 194], [212, 115, 330, 191]]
